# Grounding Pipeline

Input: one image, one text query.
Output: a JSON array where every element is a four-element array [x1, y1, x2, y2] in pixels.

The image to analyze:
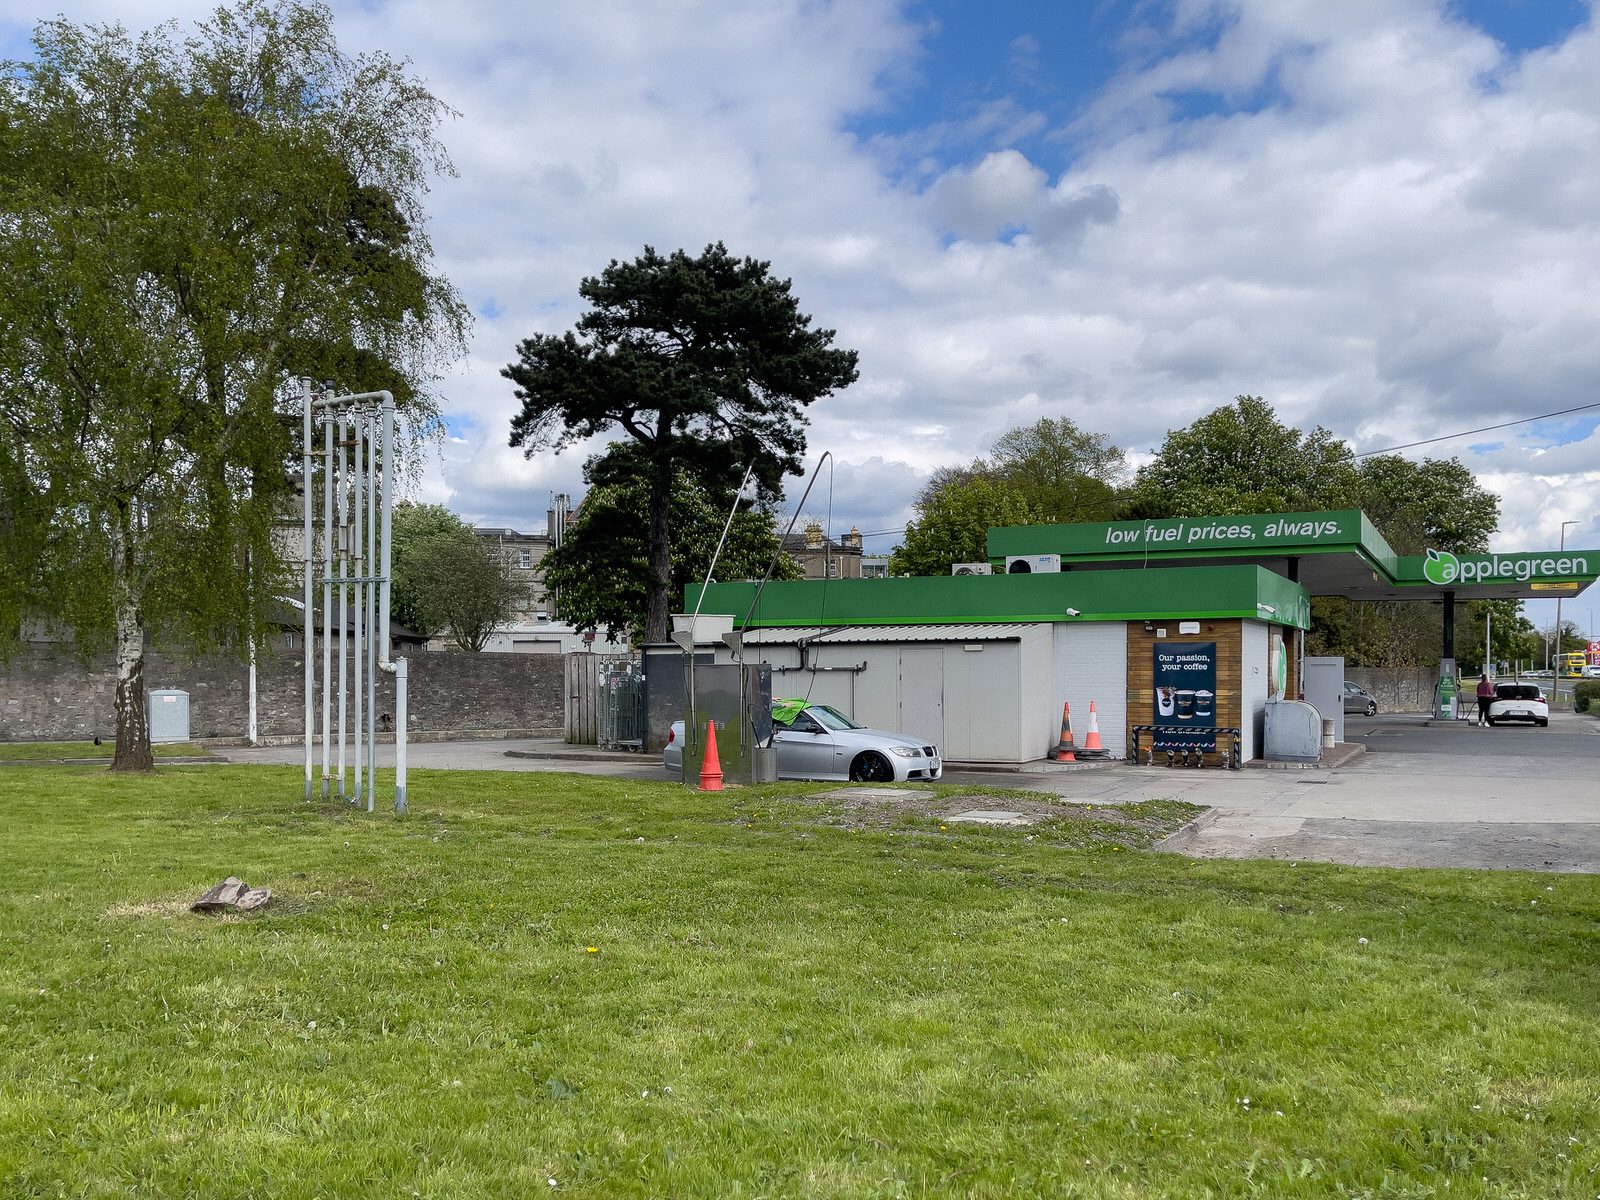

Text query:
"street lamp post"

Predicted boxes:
[[1554, 520, 1578, 697]]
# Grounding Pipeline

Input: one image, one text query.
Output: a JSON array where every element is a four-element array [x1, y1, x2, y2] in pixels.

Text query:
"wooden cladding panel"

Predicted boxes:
[[1125, 619, 1245, 765]]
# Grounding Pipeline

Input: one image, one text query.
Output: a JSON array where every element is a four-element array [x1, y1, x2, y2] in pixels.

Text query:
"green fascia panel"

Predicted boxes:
[[1391, 547, 1600, 588], [689, 564, 1312, 631], [987, 509, 1402, 583]]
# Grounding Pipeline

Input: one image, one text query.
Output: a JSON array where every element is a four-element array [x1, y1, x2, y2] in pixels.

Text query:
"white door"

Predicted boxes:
[[899, 647, 944, 746]]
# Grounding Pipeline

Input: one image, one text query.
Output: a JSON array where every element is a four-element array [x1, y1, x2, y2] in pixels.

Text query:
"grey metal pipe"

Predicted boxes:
[[352, 409, 365, 809], [336, 411, 349, 802], [320, 410, 334, 797], [365, 405, 378, 814], [375, 394, 407, 814], [301, 378, 314, 801]]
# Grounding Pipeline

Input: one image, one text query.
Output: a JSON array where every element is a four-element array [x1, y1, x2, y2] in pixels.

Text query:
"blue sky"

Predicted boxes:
[[3, 0, 1596, 628]]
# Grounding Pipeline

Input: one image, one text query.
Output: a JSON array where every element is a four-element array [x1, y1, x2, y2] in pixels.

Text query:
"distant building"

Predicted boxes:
[[781, 522, 864, 580], [471, 497, 574, 625], [861, 556, 891, 580]]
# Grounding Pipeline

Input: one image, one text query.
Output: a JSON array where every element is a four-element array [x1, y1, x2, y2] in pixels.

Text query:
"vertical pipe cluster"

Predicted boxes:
[[301, 382, 409, 815]]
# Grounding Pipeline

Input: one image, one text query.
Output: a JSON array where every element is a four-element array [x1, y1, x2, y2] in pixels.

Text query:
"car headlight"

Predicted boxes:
[[889, 746, 919, 757]]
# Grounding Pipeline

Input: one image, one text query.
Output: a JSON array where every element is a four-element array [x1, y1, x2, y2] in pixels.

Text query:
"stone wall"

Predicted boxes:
[[0, 642, 566, 742], [1344, 667, 1437, 714]]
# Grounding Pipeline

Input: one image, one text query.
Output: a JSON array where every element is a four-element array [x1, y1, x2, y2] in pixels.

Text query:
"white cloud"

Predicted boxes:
[[3, 0, 1596, 582]]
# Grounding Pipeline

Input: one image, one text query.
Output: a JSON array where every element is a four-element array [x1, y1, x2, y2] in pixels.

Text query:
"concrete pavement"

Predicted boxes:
[[210, 711, 1599, 872]]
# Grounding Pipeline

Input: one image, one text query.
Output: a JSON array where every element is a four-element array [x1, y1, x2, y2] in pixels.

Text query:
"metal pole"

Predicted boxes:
[[337, 411, 349, 802], [366, 406, 378, 814], [1555, 520, 1577, 698], [320, 410, 334, 797], [301, 379, 314, 802], [352, 410, 365, 810], [377, 395, 406, 814]]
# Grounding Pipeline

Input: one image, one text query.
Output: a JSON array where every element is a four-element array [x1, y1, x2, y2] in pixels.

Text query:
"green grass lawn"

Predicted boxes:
[[0, 741, 215, 762], [1, 767, 1596, 1198]]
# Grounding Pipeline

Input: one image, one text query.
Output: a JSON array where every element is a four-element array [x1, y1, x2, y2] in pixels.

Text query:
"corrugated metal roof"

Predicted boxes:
[[740, 623, 1038, 644]]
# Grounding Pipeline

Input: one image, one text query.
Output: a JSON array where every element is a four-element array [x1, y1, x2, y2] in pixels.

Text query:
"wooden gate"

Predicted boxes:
[[565, 653, 642, 746]]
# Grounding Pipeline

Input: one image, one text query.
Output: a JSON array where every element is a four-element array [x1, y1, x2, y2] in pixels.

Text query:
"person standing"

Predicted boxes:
[[1475, 673, 1495, 726]]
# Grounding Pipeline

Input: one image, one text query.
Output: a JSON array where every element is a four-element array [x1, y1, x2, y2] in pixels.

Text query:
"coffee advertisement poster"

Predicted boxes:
[[1153, 642, 1218, 750]]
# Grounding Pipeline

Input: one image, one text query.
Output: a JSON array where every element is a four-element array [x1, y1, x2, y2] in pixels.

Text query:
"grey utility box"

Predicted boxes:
[[1303, 656, 1346, 745], [146, 689, 190, 744], [1263, 698, 1321, 764]]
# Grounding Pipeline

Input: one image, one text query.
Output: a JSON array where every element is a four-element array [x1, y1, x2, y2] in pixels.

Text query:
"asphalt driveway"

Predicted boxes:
[[948, 709, 1600, 872]]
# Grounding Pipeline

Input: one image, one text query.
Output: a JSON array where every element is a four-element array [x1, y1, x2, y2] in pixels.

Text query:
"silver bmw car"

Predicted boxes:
[[664, 702, 942, 783]]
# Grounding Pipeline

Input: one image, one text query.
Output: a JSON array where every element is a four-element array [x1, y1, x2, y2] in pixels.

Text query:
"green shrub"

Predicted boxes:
[[1574, 680, 1600, 713]]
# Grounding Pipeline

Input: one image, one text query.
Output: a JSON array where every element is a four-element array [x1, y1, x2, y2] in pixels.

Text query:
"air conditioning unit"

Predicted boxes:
[[1005, 554, 1061, 574], [951, 562, 993, 576]]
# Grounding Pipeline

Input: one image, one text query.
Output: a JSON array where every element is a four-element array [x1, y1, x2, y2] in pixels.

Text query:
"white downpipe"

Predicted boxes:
[[320, 410, 334, 797], [247, 633, 257, 746], [301, 378, 314, 801], [376, 396, 406, 814]]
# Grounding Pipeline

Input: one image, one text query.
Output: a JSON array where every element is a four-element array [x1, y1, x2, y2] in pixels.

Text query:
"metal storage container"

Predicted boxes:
[[146, 689, 190, 744], [1263, 698, 1321, 764]]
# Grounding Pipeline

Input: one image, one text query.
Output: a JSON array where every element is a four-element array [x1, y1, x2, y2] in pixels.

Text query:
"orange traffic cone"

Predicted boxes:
[[698, 718, 724, 792], [1079, 701, 1108, 758], [1054, 702, 1077, 762]]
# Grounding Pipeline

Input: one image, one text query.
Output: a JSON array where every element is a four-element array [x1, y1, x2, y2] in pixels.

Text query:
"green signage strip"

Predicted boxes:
[[1407, 548, 1597, 587], [987, 508, 1598, 594], [689, 565, 1312, 631], [990, 509, 1365, 557]]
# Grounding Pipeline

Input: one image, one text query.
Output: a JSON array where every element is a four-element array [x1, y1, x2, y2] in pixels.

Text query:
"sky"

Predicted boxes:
[[3, 0, 1597, 634]]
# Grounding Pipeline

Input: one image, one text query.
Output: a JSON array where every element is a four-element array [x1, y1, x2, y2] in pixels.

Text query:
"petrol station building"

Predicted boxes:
[[685, 508, 1599, 766]]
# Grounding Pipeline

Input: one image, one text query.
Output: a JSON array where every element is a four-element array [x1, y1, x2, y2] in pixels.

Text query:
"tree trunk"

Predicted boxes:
[[110, 514, 154, 772], [643, 462, 673, 645]]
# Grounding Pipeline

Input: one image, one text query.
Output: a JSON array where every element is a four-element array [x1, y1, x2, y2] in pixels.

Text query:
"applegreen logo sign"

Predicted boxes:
[[1424, 548, 1459, 585], [1421, 546, 1590, 585]]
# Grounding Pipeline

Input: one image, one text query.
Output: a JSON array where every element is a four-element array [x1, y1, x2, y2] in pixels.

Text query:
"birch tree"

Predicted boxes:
[[0, 2, 468, 769]]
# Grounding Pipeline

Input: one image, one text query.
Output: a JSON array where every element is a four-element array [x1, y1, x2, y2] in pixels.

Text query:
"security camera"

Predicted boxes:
[[1065, 607, 1081, 617]]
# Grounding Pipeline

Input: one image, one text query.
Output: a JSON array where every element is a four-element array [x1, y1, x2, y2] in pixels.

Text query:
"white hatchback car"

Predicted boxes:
[[1486, 682, 1548, 727], [664, 702, 942, 783]]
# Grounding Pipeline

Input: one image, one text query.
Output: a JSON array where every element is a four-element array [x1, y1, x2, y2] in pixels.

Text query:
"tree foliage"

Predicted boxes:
[[389, 503, 474, 639], [0, 1, 468, 768], [890, 476, 1037, 577], [541, 449, 800, 640], [1355, 455, 1498, 555], [1309, 454, 1503, 667], [900, 416, 1122, 575], [408, 536, 522, 653], [504, 243, 858, 644], [987, 417, 1125, 523], [1120, 396, 1358, 518]]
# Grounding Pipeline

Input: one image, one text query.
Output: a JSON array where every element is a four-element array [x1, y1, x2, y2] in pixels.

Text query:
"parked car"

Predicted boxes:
[[1487, 682, 1548, 727], [1343, 681, 1378, 716], [1582, 665, 1600, 679], [664, 701, 942, 783]]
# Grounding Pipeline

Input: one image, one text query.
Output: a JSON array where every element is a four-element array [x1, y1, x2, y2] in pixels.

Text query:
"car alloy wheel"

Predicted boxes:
[[849, 751, 894, 783], [1364, 701, 1377, 716]]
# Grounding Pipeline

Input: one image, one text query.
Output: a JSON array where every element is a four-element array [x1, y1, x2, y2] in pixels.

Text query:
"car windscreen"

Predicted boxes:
[[1495, 684, 1541, 700], [808, 705, 863, 731]]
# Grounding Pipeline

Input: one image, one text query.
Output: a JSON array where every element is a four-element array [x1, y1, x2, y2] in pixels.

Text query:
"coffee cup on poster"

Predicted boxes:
[[1175, 690, 1195, 720], [1157, 686, 1175, 717], [1195, 689, 1213, 718]]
